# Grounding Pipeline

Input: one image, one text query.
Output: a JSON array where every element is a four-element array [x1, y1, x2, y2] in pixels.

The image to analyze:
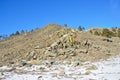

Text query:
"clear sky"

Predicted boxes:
[[0, 0, 120, 35]]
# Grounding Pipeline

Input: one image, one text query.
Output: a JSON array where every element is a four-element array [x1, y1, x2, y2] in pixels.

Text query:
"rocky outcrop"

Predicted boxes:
[[0, 24, 119, 66]]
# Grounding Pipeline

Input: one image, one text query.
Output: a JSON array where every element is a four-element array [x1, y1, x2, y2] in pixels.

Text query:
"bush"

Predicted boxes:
[[89, 30, 93, 34], [117, 29, 120, 38], [15, 31, 20, 35], [94, 31, 100, 36], [102, 29, 114, 38]]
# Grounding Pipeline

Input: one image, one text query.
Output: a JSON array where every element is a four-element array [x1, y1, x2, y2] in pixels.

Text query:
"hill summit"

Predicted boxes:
[[0, 24, 120, 66]]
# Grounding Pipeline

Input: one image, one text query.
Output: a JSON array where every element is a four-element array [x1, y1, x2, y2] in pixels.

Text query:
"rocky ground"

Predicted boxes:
[[0, 24, 120, 80], [0, 55, 120, 80]]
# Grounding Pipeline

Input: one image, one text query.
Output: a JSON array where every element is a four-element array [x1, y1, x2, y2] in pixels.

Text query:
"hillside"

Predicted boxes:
[[0, 24, 120, 66]]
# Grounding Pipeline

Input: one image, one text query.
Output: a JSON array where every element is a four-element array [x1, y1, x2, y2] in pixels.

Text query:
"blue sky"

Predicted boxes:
[[0, 0, 120, 35]]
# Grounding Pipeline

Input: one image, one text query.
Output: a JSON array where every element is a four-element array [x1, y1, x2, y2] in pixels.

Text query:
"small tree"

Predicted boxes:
[[0, 35, 8, 40], [64, 24, 67, 27], [21, 30, 24, 34], [15, 31, 20, 35], [0, 35, 2, 40], [78, 26, 85, 31]]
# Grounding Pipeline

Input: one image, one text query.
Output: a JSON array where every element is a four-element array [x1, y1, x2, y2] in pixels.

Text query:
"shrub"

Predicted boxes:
[[117, 29, 120, 38], [94, 31, 100, 36], [102, 29, 113, 38], [15, 31, 20, 35], [89, 30, 93, 34]]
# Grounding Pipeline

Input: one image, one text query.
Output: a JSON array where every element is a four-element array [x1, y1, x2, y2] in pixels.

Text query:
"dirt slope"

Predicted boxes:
[[0, 24, 120, 66]]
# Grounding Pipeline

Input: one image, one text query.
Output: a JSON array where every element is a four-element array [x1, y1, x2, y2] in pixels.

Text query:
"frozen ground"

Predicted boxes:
[[0, 56, 120, 80]]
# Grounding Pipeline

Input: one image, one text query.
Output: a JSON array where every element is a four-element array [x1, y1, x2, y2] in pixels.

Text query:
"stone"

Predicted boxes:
[[48, 53, 56, 57], [21, 60, 27, 66], [9, 61, 14, 64], [93, 44, 101, 50], [74, 62, 80, 67], [70, 51, 76, 56], [79, 49, 88, 54], [29, 60, 40, 65], [85, 71, 91, 75], [82, 40, 92, 47], [37, 76, 42, 80], [8, 67, 16, 72], [59, 71, 65, 76], [50, 61, 54, 65], [34, 45, 40, 49], [39, 67, 46, 72], [106, 52, 112, 56], [103, 38, 112, 42], [86, 65, 98, 70], [15, 62, 21, 67], [30, 51, 35, 57], [33, 55, 37, 60], [103, 49, 111, 54], [45, 61, 54, 67], [30, 51, 37, 59]]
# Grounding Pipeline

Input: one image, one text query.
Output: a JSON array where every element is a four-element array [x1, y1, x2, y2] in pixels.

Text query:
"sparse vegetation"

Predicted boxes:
[[102, 28, 114, 38], [90, 27, 120, 38]]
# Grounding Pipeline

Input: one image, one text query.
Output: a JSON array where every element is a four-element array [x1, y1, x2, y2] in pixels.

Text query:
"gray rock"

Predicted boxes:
[[103, 38, 112, 42], [30, 51, 37, 59], [79, 49, 88, 54], [86, 65, 98, 70], [9, 61, 14, 64], [93, 44, 101, 50], [21, 60, 27, 66], [8, 67, 16, 72], [37, 76, 42, 80], [45, 61, 54, 67], [74, 62, 80, 67], [70, 51, 76, 56], [34, 45, 40, 49], [48, 53, 56, 57], [82, 40, 92, 47]]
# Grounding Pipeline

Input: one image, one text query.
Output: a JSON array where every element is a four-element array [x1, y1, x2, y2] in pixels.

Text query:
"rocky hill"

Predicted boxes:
[[0, 24, 120, 66]]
